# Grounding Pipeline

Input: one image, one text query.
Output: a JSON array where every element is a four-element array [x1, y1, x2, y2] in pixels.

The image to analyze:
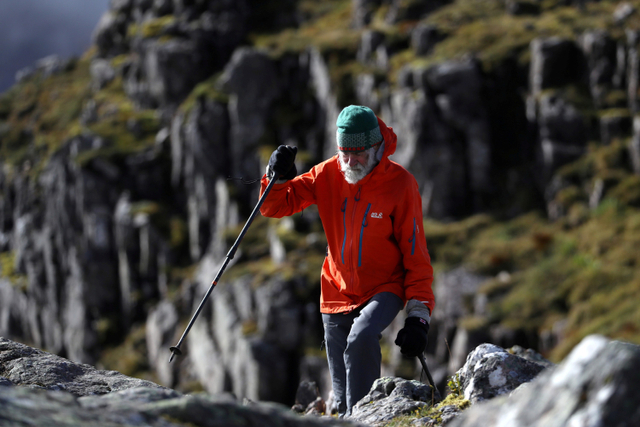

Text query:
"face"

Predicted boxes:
[[339, 151, 370, 168], [338, 147, 378, 184]]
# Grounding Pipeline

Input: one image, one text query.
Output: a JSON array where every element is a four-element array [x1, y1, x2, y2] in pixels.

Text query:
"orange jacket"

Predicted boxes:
[[260, 117, 435, 315]]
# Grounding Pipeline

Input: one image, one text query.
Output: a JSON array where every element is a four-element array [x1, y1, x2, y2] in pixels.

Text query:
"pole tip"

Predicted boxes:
[[169, 346, 182, 363]]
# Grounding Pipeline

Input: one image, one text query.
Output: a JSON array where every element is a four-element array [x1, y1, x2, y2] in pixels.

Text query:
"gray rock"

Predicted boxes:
[[0, 337, 165, 396], [146, 301, 180, 386], [614, 2, 636, 24], [449, 335, 640, 427], [430, 267, 489, 372], [357, 30, 385, 65], [530, 38, 587, 96], [412, 24, 440, 56], [506, 345, 554, 369], [93, 11, 130, 57], [627, 30, 640, 112], [425, 59, 492, 197], [630, 116, 640, 174], [308, 48, 340, 162], [0, 382, 361, 426], [349, 377, 435, 426], [90, 59, 117, 91], [14, 55, 70, 84], [220, 48, 279, 180], [455, 343, 546, 403], [351, 0, 379, 28]]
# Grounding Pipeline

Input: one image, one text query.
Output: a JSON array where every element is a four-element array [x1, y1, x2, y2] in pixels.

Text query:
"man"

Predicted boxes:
[[260, 105, 434, 416]]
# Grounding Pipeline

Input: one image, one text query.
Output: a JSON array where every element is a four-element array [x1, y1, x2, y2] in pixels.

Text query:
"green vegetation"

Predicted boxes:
[[127, 16, 176, 39], [425, 192, 640, 361], [380, 393, 470, 426], [0, 57, 92, 173], [98, 323, 153, 379], [0, 251, 28, 291]]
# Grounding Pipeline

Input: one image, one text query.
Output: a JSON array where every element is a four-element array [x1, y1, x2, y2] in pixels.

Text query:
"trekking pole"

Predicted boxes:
[[418, 353, 442, 404], [169, 175, 279, 363]]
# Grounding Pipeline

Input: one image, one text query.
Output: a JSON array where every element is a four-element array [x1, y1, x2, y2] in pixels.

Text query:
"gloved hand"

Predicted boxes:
[[395, 317, 429, 357], [268, 145, 298, 181]]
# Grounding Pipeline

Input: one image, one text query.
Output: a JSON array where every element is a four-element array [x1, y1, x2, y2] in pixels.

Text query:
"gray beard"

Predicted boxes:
[[339, 147, 378, 184]]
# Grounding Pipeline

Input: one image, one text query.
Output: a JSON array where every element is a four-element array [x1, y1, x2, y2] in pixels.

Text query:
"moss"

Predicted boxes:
[[241, 319, 259, 336], [599, 108, 632, 119], [608, 175, 640, 207], [459, 315, 489, 331], [251, 0, 356, 58], [169, 216, 188, 249], [130, 201, 162, 216], [78, 106, 161, 165], [0, 251, 28, 291], [128, 16, 176, 39], [179, 73, 229, 114], [98, 323, 152, 378], [0, 57, 92, 174], [381, 393, 470, 427]]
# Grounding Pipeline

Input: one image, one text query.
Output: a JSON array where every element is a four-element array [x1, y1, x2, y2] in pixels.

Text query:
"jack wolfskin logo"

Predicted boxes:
[[371, 212, 383, 219]]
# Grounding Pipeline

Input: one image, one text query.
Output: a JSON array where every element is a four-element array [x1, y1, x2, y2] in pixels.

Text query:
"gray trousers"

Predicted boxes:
[[322, 292, 403, 416]]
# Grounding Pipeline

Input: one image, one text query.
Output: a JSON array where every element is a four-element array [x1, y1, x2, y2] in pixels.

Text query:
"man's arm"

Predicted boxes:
[[259, 167, 319, 218], [392, 176, 435, 316]]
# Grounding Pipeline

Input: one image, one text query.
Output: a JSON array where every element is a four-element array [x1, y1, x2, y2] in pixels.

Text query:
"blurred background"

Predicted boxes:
[[0, 1, 109, 91], [2, 0, 640, 411]]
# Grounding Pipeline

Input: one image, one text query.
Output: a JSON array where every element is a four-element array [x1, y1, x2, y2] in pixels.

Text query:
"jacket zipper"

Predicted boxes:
[[340, 197, 348, 264], [358, 203, 372, 267], [409, 217, 416, 255], [348, 188, 361, 294]]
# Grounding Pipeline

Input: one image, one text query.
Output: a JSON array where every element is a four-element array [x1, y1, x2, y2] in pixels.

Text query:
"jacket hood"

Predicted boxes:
[[377, 116, 397, 160]]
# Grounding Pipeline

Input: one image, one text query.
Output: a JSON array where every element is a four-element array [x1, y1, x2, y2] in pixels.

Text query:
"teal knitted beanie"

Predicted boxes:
[[336, 105, 383, 152]]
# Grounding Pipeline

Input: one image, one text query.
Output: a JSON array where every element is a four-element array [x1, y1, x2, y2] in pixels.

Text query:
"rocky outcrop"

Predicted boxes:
[[0, 337, 164, 395], [349, 377, 436, 426], [0, 337, 359, 427], [454, 343, 546, 403], [449, 335, 640, 427]]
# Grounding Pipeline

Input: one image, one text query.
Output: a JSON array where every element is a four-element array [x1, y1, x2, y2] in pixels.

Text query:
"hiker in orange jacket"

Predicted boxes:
[[260, 105, 434, 417]]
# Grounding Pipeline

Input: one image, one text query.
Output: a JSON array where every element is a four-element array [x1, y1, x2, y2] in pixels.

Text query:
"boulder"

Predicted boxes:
[[454, 343, 546, 403], [349, 377, 435, 426], [0, 337, 363, 426], [0, 384, 359, 426], [0, 337, 164, 395], [449, 335, 640, 427]]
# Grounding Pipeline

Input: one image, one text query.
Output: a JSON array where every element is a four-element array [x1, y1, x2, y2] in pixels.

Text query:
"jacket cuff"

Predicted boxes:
[[406, 299, 431, 324]]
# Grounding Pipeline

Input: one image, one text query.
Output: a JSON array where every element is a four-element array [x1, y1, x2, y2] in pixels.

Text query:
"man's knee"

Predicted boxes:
[[345, 326, 379, 355]]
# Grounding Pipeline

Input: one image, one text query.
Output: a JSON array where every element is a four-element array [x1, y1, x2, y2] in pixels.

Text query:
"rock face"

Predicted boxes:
[[5, 0, 640, 413], [0, 337, 359, 427], [449, 335, 640, 427]]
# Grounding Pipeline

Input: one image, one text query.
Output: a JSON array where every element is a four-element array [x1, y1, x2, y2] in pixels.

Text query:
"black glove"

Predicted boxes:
[[395, 317, 429, 357], [268, 145, 298, 181]]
